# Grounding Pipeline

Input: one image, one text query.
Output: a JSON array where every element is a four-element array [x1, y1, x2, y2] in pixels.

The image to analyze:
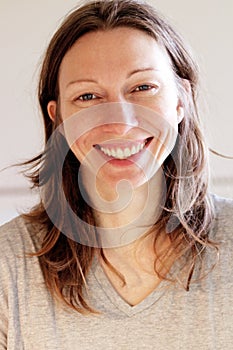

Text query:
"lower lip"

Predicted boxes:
[[95, 140, 152, 167]]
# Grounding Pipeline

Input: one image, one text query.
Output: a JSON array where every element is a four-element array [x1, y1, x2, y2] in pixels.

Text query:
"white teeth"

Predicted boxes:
[[111, 148, 116, 158], [131, 146, 137, 155], [116, 148, 124, 159], [124, 148, 131, 158], [99, 142, 146, 159]]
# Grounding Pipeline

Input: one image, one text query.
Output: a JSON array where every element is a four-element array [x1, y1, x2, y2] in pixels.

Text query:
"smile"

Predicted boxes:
[[95, 138, 152, 160]]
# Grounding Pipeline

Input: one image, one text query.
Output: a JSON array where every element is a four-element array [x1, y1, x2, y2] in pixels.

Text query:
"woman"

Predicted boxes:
[[0, 0, 232, 349]]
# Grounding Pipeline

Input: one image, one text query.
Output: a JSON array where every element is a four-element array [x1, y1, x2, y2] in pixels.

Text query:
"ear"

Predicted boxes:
[[176, 105, 184, 124], [47, 101, 57, 122], [176, 79, 191, 124]]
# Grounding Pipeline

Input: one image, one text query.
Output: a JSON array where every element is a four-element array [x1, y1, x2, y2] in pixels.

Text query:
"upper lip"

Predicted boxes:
[[94, 137, 153, 149]]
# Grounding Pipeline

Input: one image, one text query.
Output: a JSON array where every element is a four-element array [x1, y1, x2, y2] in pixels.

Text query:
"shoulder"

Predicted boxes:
[[0, 216, 44, 297], [210, 194, 233, 243], [0, 215, 43, 257], [211, 194, 233, 216], [211, 194, 233, 227]]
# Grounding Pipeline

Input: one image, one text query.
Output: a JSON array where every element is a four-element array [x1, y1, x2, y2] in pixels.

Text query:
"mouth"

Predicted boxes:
[[94, 137, 153, 160]]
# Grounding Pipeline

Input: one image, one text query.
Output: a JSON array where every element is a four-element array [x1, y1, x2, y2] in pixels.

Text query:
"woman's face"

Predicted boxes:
[[48, 27, 184, 192]]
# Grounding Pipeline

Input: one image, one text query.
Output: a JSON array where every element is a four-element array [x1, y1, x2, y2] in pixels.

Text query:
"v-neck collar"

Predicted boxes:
[[91, 256, 171, 317], [88, 213, 218, 317]]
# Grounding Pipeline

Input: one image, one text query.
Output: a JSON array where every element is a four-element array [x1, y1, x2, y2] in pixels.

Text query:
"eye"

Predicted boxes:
[[72, 91, 102, 108], [133, 84, 160, 95], [78, 93, 98, 101], [134, 84, 153, 92]]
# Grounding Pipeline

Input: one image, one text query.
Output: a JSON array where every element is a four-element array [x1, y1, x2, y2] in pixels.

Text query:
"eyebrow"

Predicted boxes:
[[127, 67, 158, 78], [66, 68, 158, 88], [66, 79, 98, 88]]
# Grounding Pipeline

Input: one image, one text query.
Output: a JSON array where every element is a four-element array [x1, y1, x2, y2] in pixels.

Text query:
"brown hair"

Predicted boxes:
[[24, 0, 218, 313]]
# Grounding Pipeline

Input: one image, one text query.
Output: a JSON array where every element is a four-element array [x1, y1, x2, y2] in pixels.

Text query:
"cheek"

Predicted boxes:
[[151, 97, 179, 128], [146, 100, 179, 161], [69, 128, 102, 164], [143, 87, 178, 114], [70, 134, 91, 163], [59, 97, 79, 118]]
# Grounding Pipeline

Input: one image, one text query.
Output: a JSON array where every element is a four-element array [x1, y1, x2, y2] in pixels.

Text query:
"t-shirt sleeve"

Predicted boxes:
[[0, 216, 43, 350]]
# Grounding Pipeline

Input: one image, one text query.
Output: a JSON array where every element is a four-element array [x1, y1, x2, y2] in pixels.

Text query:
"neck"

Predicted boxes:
[[83, 168, 166, 249]]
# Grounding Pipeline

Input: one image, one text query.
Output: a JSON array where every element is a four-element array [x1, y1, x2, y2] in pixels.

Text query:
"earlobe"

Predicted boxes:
[[176, 79, 191, 124], [47, 101, 57, 122], [177, 105, 184, 124]]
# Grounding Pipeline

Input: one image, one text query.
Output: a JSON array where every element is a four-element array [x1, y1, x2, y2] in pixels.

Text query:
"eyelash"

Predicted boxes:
[[133, 84, 155, 92], [78, 93, 98, 101], [74, 84, 159, 103]]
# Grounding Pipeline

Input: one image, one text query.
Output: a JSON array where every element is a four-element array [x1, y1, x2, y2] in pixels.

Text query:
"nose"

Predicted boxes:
[[100, 101, 139, 135]]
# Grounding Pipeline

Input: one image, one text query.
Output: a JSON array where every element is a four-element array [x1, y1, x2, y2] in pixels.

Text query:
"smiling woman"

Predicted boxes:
[[48, 28, 182, 193], [0, 0, 233, 349]]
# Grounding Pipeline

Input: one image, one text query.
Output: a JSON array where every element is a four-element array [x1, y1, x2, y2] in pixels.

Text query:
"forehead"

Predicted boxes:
[[59, 27, 173, 83]]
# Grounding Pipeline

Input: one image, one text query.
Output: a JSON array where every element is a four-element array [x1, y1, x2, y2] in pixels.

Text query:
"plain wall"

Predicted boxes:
[[0, 0, 232, 224]]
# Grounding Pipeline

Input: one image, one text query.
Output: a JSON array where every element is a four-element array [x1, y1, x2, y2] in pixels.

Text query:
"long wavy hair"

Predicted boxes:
[[23, 0, 218, 314]]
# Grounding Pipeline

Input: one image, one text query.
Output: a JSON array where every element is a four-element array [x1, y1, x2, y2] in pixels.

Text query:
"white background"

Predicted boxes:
[[0, 0, 232, 225]]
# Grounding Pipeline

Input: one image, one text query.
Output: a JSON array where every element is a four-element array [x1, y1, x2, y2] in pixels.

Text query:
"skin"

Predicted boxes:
[[47, 27, 185, 305]]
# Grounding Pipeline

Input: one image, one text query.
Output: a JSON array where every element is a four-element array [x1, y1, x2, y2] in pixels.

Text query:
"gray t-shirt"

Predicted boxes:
[[0, 195, 233, 350]]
